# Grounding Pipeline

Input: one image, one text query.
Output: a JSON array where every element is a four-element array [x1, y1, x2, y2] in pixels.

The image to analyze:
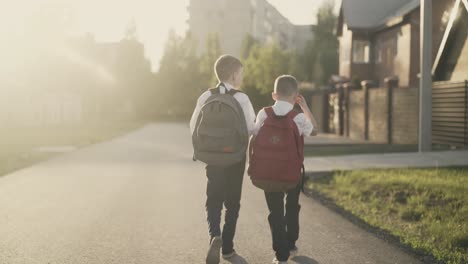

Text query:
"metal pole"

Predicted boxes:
[[419, 0, 432, 152]]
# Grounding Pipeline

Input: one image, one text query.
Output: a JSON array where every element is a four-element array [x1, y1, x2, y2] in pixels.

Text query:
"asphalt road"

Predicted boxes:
[[0, 123, 422, 264]]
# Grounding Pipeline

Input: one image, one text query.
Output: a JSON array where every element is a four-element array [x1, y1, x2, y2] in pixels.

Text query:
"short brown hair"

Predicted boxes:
[[214, 55, 243, 82], [274, 75, 298, 97]]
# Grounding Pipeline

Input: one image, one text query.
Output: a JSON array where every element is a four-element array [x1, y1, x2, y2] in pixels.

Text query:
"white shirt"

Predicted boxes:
[[190, 82, 256, 135], [253, 100, 314, 136]]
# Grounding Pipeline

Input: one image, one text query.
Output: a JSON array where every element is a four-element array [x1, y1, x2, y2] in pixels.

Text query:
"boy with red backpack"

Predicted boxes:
[[248, 75, 318, 264]]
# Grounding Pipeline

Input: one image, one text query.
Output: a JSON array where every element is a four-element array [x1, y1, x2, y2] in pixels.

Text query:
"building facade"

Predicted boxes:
[[188, 0, 314, 56]]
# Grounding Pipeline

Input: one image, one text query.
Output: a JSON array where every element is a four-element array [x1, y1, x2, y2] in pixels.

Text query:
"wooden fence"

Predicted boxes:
[[432, 81, 468, 147], [309, 80, 468, 147]]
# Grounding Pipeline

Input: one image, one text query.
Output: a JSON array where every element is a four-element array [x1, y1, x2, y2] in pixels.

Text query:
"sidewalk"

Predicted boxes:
[[305, 133, 370, 145], [304, 150, 468, 173]]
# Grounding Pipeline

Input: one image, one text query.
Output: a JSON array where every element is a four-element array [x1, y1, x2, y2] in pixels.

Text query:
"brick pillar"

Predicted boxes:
[[343, 82, 354, 138], [361, 80, 377, 141], [385, 76, 399, 144]]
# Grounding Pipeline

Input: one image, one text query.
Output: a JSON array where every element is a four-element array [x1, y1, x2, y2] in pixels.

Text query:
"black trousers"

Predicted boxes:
[[205, 159, 245, 255], [264, 184, 301, 261]]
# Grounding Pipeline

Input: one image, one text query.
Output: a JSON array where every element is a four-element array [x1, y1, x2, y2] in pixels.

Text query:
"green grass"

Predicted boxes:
[[0, 121, 145, 177], [307, 168, 468, 264]]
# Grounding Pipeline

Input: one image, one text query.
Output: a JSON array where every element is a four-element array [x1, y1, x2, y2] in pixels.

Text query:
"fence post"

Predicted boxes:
[[385, 77, 399, 144], [361, 80, 376, 141], [465, 80, 468, 146], [336, 83, 344, 136], [323, 90, 330, 133]]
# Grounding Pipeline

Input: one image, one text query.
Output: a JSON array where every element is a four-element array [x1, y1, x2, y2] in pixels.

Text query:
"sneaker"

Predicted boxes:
[[289, 246, 299, 258], [222, 250, 238, 260], [272, 257, 288, 264], [206, 236, 222, 264]]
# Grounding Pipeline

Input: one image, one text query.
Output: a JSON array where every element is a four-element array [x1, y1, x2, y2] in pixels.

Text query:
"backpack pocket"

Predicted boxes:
[[197, 127, 239, 153]]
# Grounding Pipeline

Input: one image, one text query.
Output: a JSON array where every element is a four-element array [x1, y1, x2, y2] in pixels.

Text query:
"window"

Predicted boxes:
[[374, 39, 382, 64], [264, 20, 272, 32], [251, 11, 257, 36], [341, 41, 350, 62], [375, 36, 398, 64], [352, 40, 370, 63], [250, 0, 257, 8]]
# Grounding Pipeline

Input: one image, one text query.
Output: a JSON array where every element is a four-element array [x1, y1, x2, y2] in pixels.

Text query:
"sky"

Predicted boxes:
[[2, 0, 340, 71]]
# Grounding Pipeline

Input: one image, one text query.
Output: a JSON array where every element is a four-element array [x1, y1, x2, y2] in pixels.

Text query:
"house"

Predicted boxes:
[[322, 0, 468, 146], [337, 0, 467, 88], [188, 0, 314, 56], [0, 34, 154, 127], [0, 87, 83, 127]]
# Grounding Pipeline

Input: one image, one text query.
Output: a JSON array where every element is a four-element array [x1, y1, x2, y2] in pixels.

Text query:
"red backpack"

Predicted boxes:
[[248, 107, 304, 192]]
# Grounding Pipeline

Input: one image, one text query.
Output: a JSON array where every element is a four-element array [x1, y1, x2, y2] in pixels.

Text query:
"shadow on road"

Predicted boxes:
[[291, 255, 319, 264], [224, 254, 249, 264]]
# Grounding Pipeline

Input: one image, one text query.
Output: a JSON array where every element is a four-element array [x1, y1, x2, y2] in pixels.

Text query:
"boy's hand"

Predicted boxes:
[[296, 94, 319, 135], [295, 95, 308, 109]]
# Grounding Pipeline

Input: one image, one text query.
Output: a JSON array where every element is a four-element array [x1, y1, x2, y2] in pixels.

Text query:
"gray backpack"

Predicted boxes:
[[192, 84, 249, 166]]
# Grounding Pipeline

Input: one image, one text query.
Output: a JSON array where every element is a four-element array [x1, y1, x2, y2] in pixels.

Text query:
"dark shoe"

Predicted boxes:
[[206, 236, 222, 264], [289, 246, 299, 259], [222, 250, 238, 260], [272, 257, 289, 264]]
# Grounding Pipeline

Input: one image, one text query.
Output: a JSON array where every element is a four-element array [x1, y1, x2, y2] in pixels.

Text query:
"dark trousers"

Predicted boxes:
[[264, 184, 301, 261], [205, 159, 245, 255]]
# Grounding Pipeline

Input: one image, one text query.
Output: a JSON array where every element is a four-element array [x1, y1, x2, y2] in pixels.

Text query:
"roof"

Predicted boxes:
[[379, 0, 420, 28], [433, 0, 468, 79], [263, 0, 293, 25], [340, 0, 419, 30]]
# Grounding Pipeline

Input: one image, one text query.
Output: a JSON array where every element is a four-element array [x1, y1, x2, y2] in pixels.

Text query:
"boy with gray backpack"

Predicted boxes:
[[190, 54, 256, 264]]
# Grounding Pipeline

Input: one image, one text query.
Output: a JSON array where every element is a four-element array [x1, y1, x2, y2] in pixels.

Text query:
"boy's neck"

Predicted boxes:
[[275, 99, 295, 105], [221, 81, 236, 90]]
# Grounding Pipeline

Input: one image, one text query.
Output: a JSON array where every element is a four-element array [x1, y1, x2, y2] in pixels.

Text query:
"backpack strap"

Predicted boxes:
[[226, 89, 238, 96], [301, 164, 306, 193], [264, 107, 275, 117], [264, 107, 299, 120], [287, 110, 303, 170], [209, 87, 220, 94], [287, 110, 299, 120], [209, 83, 240, 96]]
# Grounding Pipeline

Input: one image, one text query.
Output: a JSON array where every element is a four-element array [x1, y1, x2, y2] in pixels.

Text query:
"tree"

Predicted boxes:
[[199, 33, 222, 86], [124, 18, 138, 40], [240, 34, 259, 60], [303, 1, 338, 85], [156, 30, 208, 118], [105, 21, 156, 118], [242, 41, 303, 111]]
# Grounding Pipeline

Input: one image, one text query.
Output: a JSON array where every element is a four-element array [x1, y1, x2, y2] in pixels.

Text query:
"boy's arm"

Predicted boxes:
[[248, 135, 256, 161], [297, 95, 319, 136], [252, 109, 267, 136], [242, 95, 257, 136], [249, 109, 266, 160]]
